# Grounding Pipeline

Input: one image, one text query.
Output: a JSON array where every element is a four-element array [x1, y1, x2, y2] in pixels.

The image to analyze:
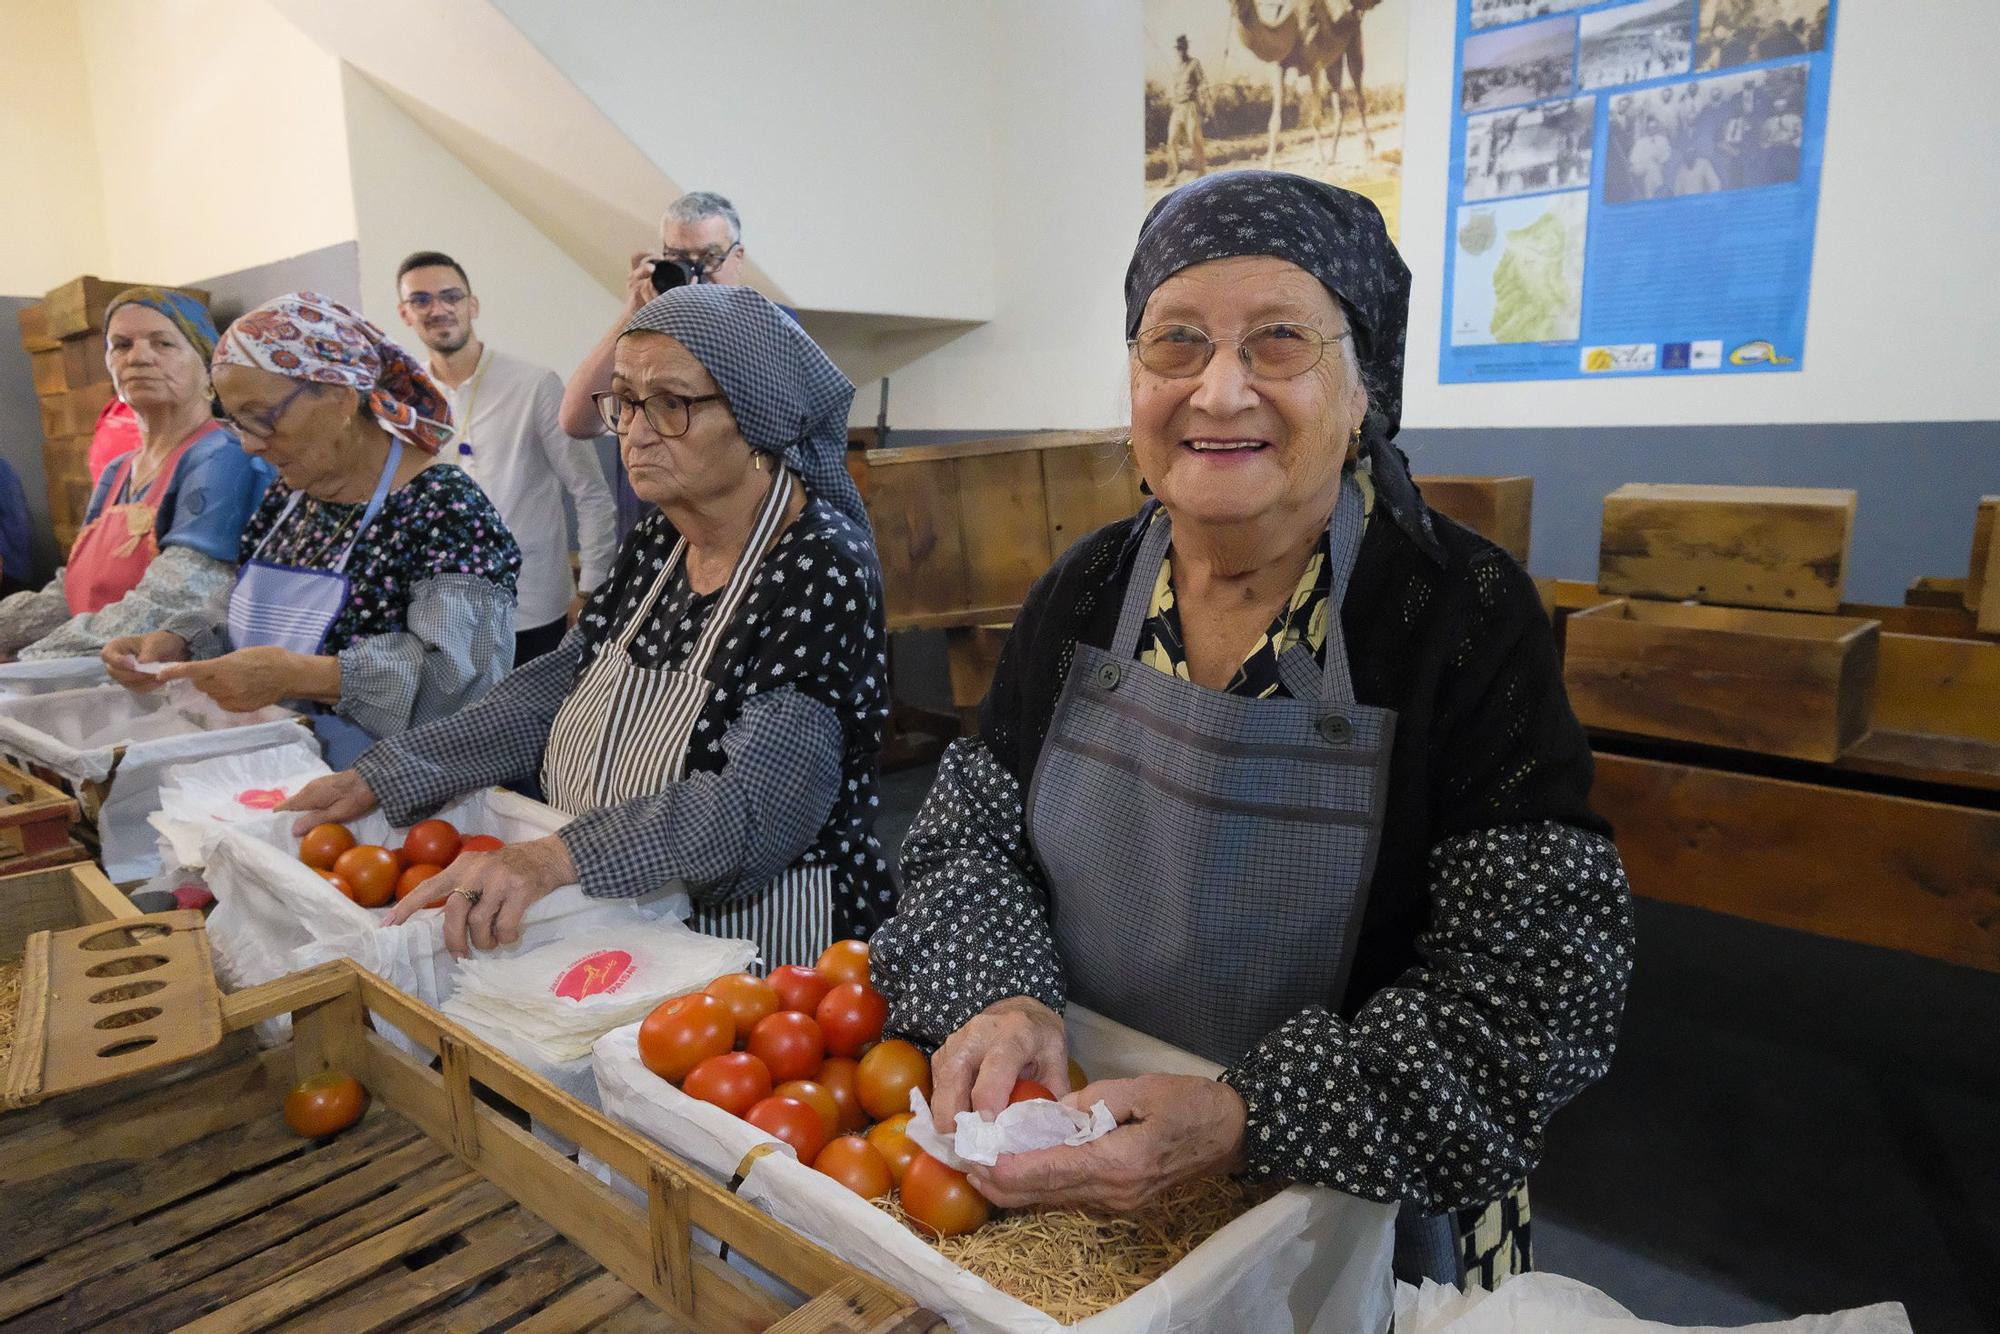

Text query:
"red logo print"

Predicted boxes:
[[551, 949, 635, 1001], [235, 787, 289, 809]]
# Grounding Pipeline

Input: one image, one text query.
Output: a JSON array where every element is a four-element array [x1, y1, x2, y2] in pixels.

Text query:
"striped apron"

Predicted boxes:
[[539, 469, 833, 971], [1026, 475, 1464, 1280]]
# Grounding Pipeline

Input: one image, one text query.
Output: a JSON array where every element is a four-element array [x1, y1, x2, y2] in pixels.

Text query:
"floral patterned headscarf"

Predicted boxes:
[[212, 292, 453, 453]]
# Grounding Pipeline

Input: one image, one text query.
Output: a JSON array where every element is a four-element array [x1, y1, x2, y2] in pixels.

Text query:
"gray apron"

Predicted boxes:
[[1026, 474, 1461, 1281], [540, 469, 833, 970]]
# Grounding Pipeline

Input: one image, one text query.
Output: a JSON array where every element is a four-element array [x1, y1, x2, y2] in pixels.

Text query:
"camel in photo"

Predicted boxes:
[[1230, 0, 1385, 170]]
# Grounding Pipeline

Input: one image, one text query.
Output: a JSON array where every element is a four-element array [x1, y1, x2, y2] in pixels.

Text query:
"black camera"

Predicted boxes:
[[648, 257, 699, 294]]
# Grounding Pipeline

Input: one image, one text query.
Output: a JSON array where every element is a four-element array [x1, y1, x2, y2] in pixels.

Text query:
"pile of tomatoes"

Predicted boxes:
[[297, 818, 505, 910], [638, 938, 995, 1238]]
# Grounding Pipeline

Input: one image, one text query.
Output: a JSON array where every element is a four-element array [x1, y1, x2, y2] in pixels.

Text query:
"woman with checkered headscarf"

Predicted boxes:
[[287, 285, 894, 973], [870, 172, 1634, 1291]]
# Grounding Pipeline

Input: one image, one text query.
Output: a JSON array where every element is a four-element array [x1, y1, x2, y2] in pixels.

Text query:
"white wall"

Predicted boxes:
[[341, 68, 620, 382], [72, 0, 356, 286], [0, 1, 107, 294]]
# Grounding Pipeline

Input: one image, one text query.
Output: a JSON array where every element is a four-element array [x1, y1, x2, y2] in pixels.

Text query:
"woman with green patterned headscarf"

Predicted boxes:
[[0, 288, 268, 661]]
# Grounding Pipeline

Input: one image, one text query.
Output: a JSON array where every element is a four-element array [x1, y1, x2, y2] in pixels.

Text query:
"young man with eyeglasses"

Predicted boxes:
[[396, 251, 617, 666]]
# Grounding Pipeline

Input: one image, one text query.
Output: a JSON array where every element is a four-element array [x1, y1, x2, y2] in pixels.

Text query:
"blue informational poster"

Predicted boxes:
[[1440, 0, 1836, 382]]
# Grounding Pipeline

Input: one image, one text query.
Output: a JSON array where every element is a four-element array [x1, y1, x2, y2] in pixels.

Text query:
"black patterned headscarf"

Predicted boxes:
[[1123, 171, 1412, 438], [621, 285, 870, 532]]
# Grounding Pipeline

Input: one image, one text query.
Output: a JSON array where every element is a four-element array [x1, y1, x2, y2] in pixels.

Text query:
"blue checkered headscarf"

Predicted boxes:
[[621, 286, 869, 532]]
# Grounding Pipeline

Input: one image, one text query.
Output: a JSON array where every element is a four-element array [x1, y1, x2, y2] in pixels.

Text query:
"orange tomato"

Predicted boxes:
[[333, 845, 400, 908], [1068, 1059, 1088, 1091], [746, 1011, 825, 1084], [682, 1051, 771, 1116], [394, 863, 443, 902], [865, 1111, 920, 1183], [814, 1135, 893, 1199], [901, 1151, 991, 1237], [856, 1038, 931, 1121], [816, 982, 888, 1058], [815, 938, 870, 986], [638, 993, 737, 1084], [815, 1056, 869, 1133], [402, 818, 461, 869], [745, 1095, 828, 1164], [1009, 1078, 1055, 1104], [315, 869, 355, 901], [460, 834, 505, 856], [773, 1079, 840, 1139], [768, 964, 833, 1015], [705, 972, 780, 1034], [299, 823, 356, 871], [283, 1071, 368, 1138]]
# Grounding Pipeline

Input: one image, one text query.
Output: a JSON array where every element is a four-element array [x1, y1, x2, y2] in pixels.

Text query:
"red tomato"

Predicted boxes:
[[745, 1095, 828, 1164], [815, 939, 870, 987], [402, 819, 461, 869], [768, 964, 833, 1015], [856, 1038, 932, 1121], [394, 863, 443, 902], [815, 1056, 869, 1133], [1009, 1078, 1055, 1105], [315, 869, 355, 901], [705, 973, 780, 1034], [298, 823, 355, 871], [814, 1135, 893, 1199], [333, 846, 400, 908], [460, 834, 505, 856], [682, 1051, 772, 1116], [746, 1011, 825, 1084], [901, 1151, 991, 1237], [865, 1111, 920, 1183], [638, 993, 737, 1084], [773, 1079, 839, 1139], [816, 982, 888, 1058], [283, 1071, 368, 1138]]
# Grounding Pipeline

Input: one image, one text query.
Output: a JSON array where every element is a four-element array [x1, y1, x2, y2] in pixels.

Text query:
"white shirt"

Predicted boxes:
[[438, 345, 618, 629]]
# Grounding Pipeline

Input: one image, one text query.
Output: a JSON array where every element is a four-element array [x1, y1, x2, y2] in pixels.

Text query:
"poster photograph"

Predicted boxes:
[[1144, 0, 1408, 238]]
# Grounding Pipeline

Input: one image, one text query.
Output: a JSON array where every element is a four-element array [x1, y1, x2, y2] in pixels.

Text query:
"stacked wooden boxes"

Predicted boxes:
[[14, 277, 209, 551]]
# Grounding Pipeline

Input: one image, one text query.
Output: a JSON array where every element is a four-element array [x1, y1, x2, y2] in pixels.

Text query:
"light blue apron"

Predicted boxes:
[[225, 440, 402, 768]]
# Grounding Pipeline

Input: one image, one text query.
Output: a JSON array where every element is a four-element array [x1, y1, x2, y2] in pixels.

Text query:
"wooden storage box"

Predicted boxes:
[[16, 302, 59, 354], [1416, 474, 1532, 565], [0, 762, 85, 875], [42, 276, 209, 340], [1597, 483, 1857, 613], [1, 863, 135, 1071], [1564, 598, 1880, 762], [1971, 497, 2000, 633], [0, 961, 939, 1332], [39, 382, 117, 440]]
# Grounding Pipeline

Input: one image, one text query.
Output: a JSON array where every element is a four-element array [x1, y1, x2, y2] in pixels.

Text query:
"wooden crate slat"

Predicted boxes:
[[0, 1112, 420, 1322], [1872, 632, 2000, 744], [1597, 482, 1856, 612], [268, 1205, 559, 1334], [1415, 474, 1533, 565], [506, 1271, 646, 1334], [958, 450, 1052, 611], [1042, 440, 1142, 555], [766, 1276, 941, 1334], [1963, 496, 1997, 613], [16, 302, 58, 353], [391, 1237, 606, 1334], [1838, 730, 2000, 793], [863, 454, 971, 627]]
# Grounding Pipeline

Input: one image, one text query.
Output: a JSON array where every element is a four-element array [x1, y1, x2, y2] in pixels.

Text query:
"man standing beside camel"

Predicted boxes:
[[1167, 33, 1210, 182]]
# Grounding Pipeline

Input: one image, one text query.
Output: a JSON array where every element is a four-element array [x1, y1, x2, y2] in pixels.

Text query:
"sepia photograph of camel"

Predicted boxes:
[[1144, 0, 1408, 238], [1696, 0, 1829, 71]]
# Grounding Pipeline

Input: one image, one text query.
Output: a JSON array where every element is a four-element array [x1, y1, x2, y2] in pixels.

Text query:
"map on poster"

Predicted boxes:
[[1441, 0, 1837, 382]]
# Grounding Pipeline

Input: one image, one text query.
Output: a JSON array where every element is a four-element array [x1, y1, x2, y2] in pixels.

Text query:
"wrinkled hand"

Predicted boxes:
[[383, 835, 576, 959], [281, 770, 380, 833], [928, 996, 1072, 1136], [102, 630, 189, 690], [625, 250, 657, 312], [155, 645, 301, 712], [966, 1074, 1248, 1212]]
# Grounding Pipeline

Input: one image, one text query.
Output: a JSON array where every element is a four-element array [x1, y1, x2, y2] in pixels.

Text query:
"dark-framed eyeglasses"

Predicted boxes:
[[401, 289, 469, 311], [659, 243, 740, 274], [592, 389, 727, 438], [1127, 322, 1352, 380], [221, 379, 315, 440]]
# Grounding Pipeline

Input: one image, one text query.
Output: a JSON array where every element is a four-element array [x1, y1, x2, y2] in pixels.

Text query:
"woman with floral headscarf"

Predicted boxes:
[[0, 288, 266, 661], [102, 293, 520, 766], [282, 286, 894, 971], [869, 173, 1634, 1289]]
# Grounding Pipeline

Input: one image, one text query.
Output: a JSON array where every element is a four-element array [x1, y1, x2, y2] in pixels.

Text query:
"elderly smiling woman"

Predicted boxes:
[[870, 172, 1634, 1287], [284, 286, 895, 970]]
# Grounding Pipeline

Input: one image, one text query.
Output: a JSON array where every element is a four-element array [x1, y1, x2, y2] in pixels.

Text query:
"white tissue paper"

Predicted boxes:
[[905, 1087, 1117, 1171], [1393, 1274, 1911, 1334]]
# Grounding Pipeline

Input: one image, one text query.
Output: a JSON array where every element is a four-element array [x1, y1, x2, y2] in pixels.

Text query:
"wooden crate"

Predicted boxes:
[[39, 382, 117, 439], [1564, 598, 1879, 762], [16, 302, 59, 354], [1975, 499, 2000, 635], [42, 276, 210, 340], [0, 761, 85, 874], [29, 348, 66, 397], [943, 624, 1011, 734], [1415, 474, 1532, 565], [39, 435, 93, 554], [1593, 751, 2000, 973], [1597, 483, 1857, 613], [0, 861, 133, 965], [1871, 632, 2000, 746], [0, 961, 942, 1332]]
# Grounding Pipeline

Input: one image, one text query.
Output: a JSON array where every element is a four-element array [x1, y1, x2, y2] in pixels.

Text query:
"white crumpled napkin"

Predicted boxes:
[[905, 1086, 1117, 1170]]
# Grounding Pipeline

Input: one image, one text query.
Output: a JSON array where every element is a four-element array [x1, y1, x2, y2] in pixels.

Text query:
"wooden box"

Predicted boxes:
[[0, 961, 940, 1332], [28, 348, 65, 397], [1597, 483, 1857, 613], [1416, 474, 1532, 565], [0, 861, 132, 968], [15, 302, 59, 354], [1871, 632, 2000, 746], [1971, 498, 2000, 634], [1564, 598, 1880, 762], [42, 276, 209, 341], [40, 382, 117, 439], [0, 762, 85, 875], [28, 341, 109, 397], [38, 436, 93, 553]]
